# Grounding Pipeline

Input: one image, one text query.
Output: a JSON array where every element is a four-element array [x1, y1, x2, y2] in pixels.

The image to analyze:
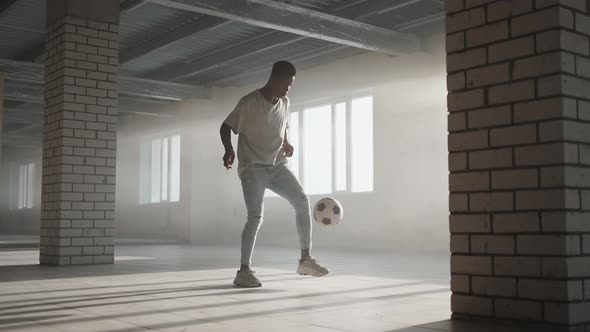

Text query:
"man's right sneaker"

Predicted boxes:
[[233, 269, 262, 287], [297, 256, 330, 277]]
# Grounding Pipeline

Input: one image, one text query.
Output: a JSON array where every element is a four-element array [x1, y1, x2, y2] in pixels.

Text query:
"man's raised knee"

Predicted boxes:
[[246, 212, 264, 224], [294, 194, 310, 209]]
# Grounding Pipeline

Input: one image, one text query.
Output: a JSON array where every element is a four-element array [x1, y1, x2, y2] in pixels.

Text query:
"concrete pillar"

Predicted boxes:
[[41, 0, 119, 265], [447, 1, 590, 330]]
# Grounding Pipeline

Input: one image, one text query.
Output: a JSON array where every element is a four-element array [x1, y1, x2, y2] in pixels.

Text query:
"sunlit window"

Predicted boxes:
[[139, 133, 181, 204], [304, 105, 333, 195], [10, 162, 35, 209], [275, 95, 373, 196], [288, 112, 300, 179], [351, 96, 374, 192], [334, 102, 347, 191]]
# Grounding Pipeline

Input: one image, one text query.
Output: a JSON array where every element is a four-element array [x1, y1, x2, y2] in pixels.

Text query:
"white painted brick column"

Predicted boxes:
[[41, 1, 119, 265], [447, 0, 590, 330]]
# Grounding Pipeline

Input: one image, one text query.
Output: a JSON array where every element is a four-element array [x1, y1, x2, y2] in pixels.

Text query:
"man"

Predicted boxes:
[[220, 61, 329, 288]]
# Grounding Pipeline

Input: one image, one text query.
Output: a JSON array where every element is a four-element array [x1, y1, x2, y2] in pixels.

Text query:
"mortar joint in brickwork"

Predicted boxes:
[[491, 255, 495, 276]]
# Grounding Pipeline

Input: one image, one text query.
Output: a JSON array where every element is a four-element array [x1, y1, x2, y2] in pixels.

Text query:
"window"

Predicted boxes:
[[351, 96, 374, 192], [334, 102, 347, 191], [303, 104, 332, 195], [266, 112, 301, 198], [288, 112, 300, 179], [139, 133, 181, 204], [284, 95, 374, 195], [9, 162, 35, 209]]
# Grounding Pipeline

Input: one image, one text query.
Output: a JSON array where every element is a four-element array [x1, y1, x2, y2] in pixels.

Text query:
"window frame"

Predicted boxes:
[[9, 161, 36, 210], [279, 92, 374, 197], [139, 130, 182, 205]]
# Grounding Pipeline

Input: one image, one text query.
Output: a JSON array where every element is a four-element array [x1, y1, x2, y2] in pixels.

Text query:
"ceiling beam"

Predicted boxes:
[[0, 58, 210, 101], [118, 109, 172, 117], [3, 123, 38, 135], [21, 0, 129, 64], [1, 135, 41, 149], [0, 0, 19, 19], [120, 0, 148, 13], [209, 44, 348, 87], [0, 58, 44, 83], [333, 0, 423, 20], [19, 7, 230, 66], [395, 12, 444, 31], [13, 0, 145, 67], [4, 84, 43, 104], [118, 76, 209, 100], [4, 98, 172, 120], [4, 108, 42, 125], [147, 0, 425, 82], [19, 42, 47, 64], [3, 81, 202, 105], [118, 97, 175, 117], [146, 0, 419, 56], [4, 85, 178, 121], [120, 15, 230, 64], [149, 31, 306, 81]]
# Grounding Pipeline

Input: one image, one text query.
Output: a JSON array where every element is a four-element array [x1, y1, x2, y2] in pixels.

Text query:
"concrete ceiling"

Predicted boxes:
[[0, 0, 445, 149]]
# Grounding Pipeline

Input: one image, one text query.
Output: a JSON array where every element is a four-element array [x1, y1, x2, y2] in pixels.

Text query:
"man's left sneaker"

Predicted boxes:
[[297, 256, 330, 277], [233, 269, 262, 287]]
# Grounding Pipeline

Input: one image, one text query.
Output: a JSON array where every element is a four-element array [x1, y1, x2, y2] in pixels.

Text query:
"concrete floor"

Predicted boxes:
[[0, 245, 536, 332], [0, 235, 186, 249]]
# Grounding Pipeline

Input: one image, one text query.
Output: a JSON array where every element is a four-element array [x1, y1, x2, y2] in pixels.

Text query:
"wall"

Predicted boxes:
[[115, 107, 194, 241], [0, 147, 42, 234], [186, 35, 449, 253], [1, 33, 449, 255]]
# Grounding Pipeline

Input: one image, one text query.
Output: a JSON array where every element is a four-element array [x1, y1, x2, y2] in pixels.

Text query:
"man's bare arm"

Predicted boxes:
[[220, 122, 234, 152], [220, 122, 235, 169], [283, 129, 294, 157]]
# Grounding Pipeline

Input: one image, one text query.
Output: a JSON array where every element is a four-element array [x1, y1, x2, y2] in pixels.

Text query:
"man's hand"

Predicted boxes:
[[284, 143, 294, 157], [223, 150, 235, 169]]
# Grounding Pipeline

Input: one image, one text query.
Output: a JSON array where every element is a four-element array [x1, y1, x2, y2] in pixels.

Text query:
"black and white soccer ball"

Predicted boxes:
[[313, 198, 343, 227]]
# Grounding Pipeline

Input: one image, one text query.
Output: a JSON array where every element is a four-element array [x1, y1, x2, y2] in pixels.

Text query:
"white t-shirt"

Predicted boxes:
[[224, 90, 290, 177]]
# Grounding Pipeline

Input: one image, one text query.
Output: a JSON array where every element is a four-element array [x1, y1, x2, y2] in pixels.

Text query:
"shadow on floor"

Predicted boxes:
[[0, 272, 295, 297], [0, 287, 448, 331], [1, 280, 427, 314], [388, 319, 553, 332]]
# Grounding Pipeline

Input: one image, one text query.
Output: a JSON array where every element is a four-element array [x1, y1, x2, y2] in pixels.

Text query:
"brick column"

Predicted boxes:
[[41, 0, 119, 265], [447, 0, 590, 330]]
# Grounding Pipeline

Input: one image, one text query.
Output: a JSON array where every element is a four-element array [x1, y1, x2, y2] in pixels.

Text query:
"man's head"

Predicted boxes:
[[268, 61, 296, 98]]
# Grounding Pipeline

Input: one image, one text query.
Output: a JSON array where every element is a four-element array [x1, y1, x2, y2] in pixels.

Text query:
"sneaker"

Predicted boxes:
[[297, 256, 330, 277], [233, 269, 262, 287]]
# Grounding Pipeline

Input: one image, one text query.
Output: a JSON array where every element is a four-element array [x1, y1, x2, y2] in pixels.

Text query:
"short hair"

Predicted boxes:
[[271, 61, 296, 78]]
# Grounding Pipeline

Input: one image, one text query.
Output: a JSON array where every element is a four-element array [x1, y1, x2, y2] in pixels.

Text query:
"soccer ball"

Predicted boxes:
[[313, 198, 343, 227]]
